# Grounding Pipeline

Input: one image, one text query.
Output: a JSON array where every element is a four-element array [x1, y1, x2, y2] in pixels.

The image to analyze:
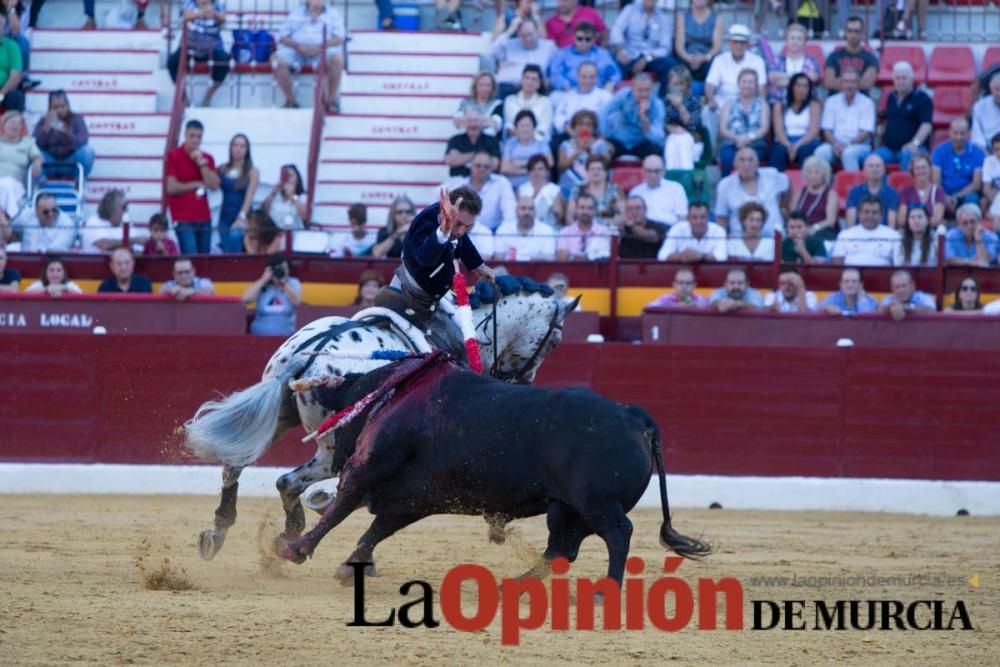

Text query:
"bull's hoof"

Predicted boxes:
[[334, 562, 377, 585], [276, 537, 312, 565], [197, 529, 226, 561]]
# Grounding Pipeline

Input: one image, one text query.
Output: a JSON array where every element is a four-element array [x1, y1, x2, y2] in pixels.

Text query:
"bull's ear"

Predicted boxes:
[[563, 295, 582, 318]]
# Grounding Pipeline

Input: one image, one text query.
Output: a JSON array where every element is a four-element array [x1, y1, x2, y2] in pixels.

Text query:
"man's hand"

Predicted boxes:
[[475, 264, 496, 282], [439, 187, 460, 237], [888, 301, 907, 322], [631, 58, 646, 74], [615, 50, 632, 66]]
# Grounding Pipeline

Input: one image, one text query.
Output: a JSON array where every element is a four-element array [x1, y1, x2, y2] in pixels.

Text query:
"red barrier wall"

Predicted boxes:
[[1, 335, 996, 481]]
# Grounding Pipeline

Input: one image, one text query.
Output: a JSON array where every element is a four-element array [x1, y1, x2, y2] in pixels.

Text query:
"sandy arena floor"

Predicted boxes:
[[1, 495, 997, 666]]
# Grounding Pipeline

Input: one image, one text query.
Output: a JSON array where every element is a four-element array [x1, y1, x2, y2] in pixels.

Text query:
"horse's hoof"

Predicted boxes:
[[197, 529, 225, 560], [276, 537, 311, 565], [305, 489, 336, 513]]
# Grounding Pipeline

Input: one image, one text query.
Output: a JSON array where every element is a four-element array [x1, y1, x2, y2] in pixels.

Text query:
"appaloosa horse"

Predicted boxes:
[[183, 283, 580, 560]]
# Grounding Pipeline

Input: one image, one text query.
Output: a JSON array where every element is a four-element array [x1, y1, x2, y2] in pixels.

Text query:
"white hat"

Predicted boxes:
[[727, 24, 752, 42]]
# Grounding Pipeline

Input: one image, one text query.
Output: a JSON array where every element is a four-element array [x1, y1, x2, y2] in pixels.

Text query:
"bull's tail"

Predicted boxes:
[[183, 356, 309, 469], [629, 405, 713, 560]]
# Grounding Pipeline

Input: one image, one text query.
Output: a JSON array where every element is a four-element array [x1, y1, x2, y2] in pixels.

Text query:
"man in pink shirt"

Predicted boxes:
[[545, 0, 608, 48], [556, 192, 612, 260]]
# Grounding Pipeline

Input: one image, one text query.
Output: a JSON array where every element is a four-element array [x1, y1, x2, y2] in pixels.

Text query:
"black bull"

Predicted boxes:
[[278, 358, 712, 583]]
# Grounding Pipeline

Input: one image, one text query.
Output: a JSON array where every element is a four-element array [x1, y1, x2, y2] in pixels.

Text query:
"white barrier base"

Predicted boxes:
[[1, 464, 997, 516]]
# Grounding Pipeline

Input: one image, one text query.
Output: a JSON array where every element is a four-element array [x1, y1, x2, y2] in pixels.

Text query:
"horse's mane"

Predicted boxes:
[[468, 275, 555, 311]]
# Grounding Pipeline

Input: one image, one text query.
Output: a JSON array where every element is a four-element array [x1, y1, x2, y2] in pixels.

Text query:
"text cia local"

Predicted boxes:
[[0, 312, 94, 328]]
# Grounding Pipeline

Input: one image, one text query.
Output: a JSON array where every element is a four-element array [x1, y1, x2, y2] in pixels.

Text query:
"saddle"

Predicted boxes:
[[362, 287, 468, 365]]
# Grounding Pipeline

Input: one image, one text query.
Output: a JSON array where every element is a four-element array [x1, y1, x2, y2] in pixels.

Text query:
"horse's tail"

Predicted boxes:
[[628, 405, 713, 560], [183, 355, 309, 469]]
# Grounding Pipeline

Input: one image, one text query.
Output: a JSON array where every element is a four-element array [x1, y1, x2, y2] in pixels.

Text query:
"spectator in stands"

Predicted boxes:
[[263, 164, 308, 231], [24, 255, 82, 297], [546, 271, 576, 308], [159, 257, 216, 301], [718, 68, 769, 176], [880, 269, 935, 320], [372, 196, 414, 259], [243, 209, 283, 255], [33, 91, 94, 178], [831, 195, 900, 266], [502, 66, 552, 142], [243, 253, 302, 336], [875, 61, 932, 172], [715, 146, 789, 237], [770, 73, 821, 172], [646, 267, 709, 308], [519, 154, 563, 228], [556, 192, 611, 260], [971, 72, 1000, 153], [167, 0, 229, 108], [0, 207, 13, 249], [550, 62, 612, 142], [495, 195, 557, 260], [566, 155, 622, 227], [435, 0, 463, 31], [894, 205, 937, 267], [933, 117, 984, 218], [0, 12, 23, 112], [217, 133, 259, 254], [600, 73, 665, 159], [983, 133, 1000, 226], [946, 276, 983, 314], [19, 193, 74, 253], [845, 153, 899, 229], [353, 268, 385, 308], [728, 201, 775, 262], [456, 72, 503, 137], [445, 108, 500, 178], [0, 111, 41, 218], [766, 25, 820, 105], [491, 17, 557, 99], [273, 0, 346, 113], [897, 153, 945, 230], [556, 109, 612, 193], [900, 0, 929, 41], [823, 16, 877, 94], [945, 203, 998, 267], [765, 268, 816, 313], [709, 268, 763, 312], [80, 189, 130, 254], [548, 22, 619, 94], [615, 195, 667, 259], [501, 111, 552, 189], [545, 0, 608, 49], [662, 65, 703, 171], [703, 24, 767, 149], [456, 150, 517, 232], [98, 247, 152, 293], [628, 155, 688, 227], [166, 119, 219, 254], [29, 0, 97, 30], [819, 267, 878, 315], [329, 203, 377, 257], [656, 201, 727, 262], [791, 155, 838, 239], [815, 68, 875, 172], [0, 244, 18, 292], [781, 210, 827, 263], [674, 0, 723, 85], [609, 0, 677, 86], [143, 213, 179, 257], [493, 0, 546, 40], [2, 0, 32, 90]]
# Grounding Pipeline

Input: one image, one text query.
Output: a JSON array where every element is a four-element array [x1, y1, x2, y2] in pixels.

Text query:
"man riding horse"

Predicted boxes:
[[375, 186, 496, 362]]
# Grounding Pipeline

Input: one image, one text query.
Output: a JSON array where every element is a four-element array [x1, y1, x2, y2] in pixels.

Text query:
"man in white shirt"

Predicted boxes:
[[490, 17, 557, 97], [814, 68, 875, 171], [495, 196, 557, 261], [448, 151, 517, 233], [764, 268, 817, 312], [831, 195, 901, 266], [656, 202, 727, 261], [714, 147, 789, 237], [551, 62, 612, 136], [879, 269, 936, 321], [273, 0, 347, 111], [328, 203, 377, 257], [18, 194, 76, 253], [702, 24, 766, 148], [628, 155, 688, 226], [971, 71, 1000, 152]]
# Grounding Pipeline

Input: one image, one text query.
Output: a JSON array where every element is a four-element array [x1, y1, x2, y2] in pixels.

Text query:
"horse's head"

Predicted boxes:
[[475, 292, 580, 384]]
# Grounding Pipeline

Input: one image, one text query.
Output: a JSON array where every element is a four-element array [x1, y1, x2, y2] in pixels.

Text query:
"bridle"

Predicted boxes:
[[480, 297, 564, 384]]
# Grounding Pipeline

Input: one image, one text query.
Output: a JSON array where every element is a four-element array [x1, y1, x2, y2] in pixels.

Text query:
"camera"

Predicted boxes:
[[271, 265, 286, 280]]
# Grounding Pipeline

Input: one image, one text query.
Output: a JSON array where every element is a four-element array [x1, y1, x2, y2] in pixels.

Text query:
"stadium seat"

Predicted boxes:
[[983, 46, 1000, 73], [611, 166, 643, 193], [833, 171, 865, 211], [927, 46, 976, 87], [888, 171, 914, 192], [877, 46, 927, 86], [932, 86, 973, 128]]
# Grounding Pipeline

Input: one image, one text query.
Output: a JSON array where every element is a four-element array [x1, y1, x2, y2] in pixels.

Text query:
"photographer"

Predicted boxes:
[[242, 253, 302, 336]]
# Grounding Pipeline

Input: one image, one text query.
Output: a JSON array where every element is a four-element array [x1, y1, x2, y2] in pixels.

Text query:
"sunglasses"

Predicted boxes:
[[960, 285, 978, 291], [396, 208, 414, 215], [575, 35, 594, 42]]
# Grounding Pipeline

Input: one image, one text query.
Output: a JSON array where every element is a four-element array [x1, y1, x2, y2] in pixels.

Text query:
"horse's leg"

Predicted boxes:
[[333, 512, 426, 584], [197, 465, 243, 560], [275, 433, 337, 543]]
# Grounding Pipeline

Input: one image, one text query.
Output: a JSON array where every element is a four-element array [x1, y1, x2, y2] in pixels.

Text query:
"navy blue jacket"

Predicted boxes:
[[402, 203, 483, 299]]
